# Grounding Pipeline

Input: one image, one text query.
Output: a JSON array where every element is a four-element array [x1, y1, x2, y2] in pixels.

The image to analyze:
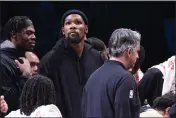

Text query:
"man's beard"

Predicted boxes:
[[66, 32, 81, 44]]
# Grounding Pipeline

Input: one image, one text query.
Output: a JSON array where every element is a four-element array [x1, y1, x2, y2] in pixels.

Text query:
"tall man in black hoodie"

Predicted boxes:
[[0, 16, 36, 114], [38, 9, 104, 118], [82, 28, 141, 118]]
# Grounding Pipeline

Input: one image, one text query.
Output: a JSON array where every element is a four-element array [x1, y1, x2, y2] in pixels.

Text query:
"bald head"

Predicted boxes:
[[25, 51, 39, 75]]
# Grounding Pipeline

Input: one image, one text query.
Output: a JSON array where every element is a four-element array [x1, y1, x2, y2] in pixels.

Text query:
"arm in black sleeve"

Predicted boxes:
[[114, 74, 137, 118], [138, 68, 164, 106], [0, 64, 21, 113]]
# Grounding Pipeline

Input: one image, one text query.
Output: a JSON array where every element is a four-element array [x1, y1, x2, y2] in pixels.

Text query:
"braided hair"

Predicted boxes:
[[2, 16, 33, 40], [20, 74, 56, 116]]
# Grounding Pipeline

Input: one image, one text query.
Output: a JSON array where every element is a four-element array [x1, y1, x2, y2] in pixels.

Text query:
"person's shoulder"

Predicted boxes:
[[144, 68, 163, 78], [86, 42, 100, 55], [0, 51, 14, 70], [108, 69, 134, 86], [32, 104, 62, 117], [122, 71, 134, 81], [5, 109, 24, 117], [140, 108, 163, 117], [85, 42, 103, 61]]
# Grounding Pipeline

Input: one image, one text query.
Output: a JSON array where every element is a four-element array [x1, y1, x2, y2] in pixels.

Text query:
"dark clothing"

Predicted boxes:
[[170, 103, 176, 118], [38, 38, 104, 118], [82, 60, 141, 118], [0, 40, 28, 114], [138, 68, 164, 106]]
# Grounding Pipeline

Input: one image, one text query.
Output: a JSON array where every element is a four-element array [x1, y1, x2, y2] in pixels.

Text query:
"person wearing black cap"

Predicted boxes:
[[38, 9, 104, 118], [0, 16, 36, 114]]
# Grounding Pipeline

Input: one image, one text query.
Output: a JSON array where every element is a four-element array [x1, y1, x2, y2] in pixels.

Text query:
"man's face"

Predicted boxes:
[[62, 14, 88, 44], [25, 52, 39, 76], [16, 25, 36, 51], [128, 43, 140, 69]]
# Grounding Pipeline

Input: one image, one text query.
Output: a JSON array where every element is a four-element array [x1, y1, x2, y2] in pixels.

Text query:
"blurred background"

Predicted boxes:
[[0, 1, 175, 72]]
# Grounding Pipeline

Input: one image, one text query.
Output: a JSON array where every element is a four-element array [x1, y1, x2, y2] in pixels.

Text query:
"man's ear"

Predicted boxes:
[[127, 48, 133, 57], [85, 25, 88, 34], [11, 31, 17, 39], [62, 27, 65, 35]]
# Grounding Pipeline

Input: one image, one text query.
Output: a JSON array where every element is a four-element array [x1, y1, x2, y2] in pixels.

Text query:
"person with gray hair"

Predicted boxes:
[[82, 28, 141, 118]]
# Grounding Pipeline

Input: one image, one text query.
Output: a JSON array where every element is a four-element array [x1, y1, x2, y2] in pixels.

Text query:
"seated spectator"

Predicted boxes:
[[5, 74, 62, 117], [140, 92, 176, 117]]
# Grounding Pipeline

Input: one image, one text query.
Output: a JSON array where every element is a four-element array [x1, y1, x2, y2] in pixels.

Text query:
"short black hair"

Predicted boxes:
[[152, 92, 176, 111], [2, 16, 33, 40], [20, 74, 56, 116], [86, 37, 106, 51]]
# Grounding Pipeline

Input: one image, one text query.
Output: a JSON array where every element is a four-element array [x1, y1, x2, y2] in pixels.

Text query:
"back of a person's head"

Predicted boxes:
[[152, 92, 176, 111], [20, 74, 56, 116], [108, 28, 141, 57], [2, 16, 32, 40], [86, 37, 106, 51]]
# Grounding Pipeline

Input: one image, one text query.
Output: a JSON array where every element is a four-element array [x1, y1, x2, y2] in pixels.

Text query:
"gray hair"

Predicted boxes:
[[108, 28, 141, 57]]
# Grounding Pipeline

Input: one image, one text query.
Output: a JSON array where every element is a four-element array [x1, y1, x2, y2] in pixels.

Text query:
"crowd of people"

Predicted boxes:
[[0, 9, 175, 118]]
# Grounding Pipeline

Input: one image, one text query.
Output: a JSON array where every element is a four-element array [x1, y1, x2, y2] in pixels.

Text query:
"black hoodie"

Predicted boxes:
[[38, 38, 104, 118], [0, 40, 28, 114]]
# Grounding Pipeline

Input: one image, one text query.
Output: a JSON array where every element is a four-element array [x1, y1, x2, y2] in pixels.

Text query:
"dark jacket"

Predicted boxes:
[[138, 68, 164, 106], [0, 40, 28, 114], [82, 60, 141, 118], [38, 38, 104, 118]]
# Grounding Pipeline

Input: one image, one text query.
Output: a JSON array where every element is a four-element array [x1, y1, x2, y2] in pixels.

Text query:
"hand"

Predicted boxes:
[[0, 96, 8, 113], [15, 57, 32, 77]]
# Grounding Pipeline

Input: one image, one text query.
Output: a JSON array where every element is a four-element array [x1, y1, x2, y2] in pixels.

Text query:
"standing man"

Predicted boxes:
[[82, 28, 141, 118], [25, 51, 40, 76], [38, 9, 104, 118], [0, 16, 36, 113]]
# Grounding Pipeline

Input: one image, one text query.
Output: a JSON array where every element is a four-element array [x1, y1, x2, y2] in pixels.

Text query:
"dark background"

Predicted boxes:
[[1, 1, 175, 72]]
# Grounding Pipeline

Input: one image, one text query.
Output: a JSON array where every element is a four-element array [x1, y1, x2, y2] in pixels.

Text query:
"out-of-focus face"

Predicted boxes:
[[25, 52, 39, 76], [62, 14, 88, 44], [128, 43, 140, 69], [100, 46, 109, 60], [129, 59, 141, 74], [16, 25, 36, 51]]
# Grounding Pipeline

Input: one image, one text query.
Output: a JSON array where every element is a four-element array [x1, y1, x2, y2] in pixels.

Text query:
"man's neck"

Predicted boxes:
[[11, 38, 18, 49], [11, 38, 26, 57], [109, 56, 129, 69], [71, 39, 85, 57]]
